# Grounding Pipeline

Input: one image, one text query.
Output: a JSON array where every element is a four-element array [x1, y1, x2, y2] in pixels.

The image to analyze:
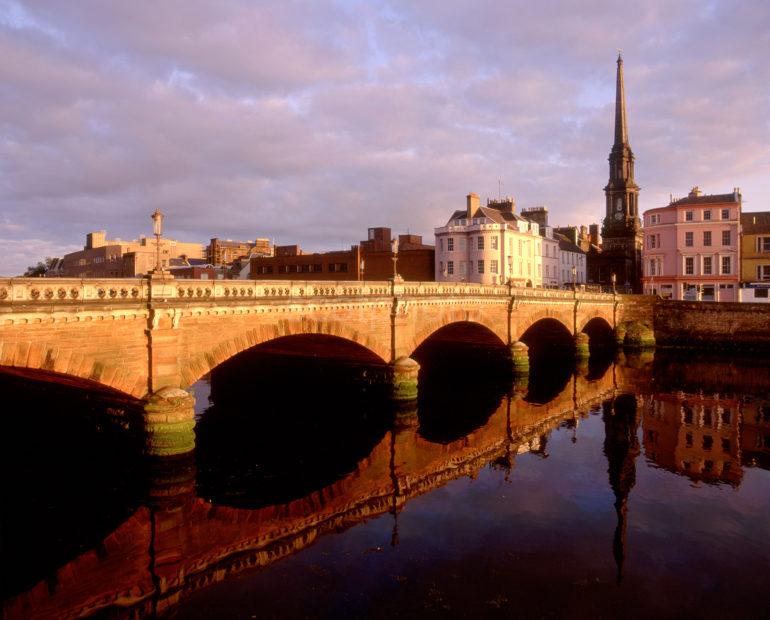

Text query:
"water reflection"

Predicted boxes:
[[2, 349, 769, 619], [195, 348, 393, 508], [602, 393, 640, 584]]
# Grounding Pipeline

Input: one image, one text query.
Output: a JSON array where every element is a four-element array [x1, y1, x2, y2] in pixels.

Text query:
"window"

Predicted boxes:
[[757, 265, 770, 281], [702, 435, 713, 451], [313, 263, 322, 272], [477, 260, 485, 274], [703, 231, 711, 246], [447, 237, 454, 251], [447, 261, 454, 275], [703, 256, 712, 275], [459, 237, 467, 251], [685, 231, 694, 247], [685, 432, 693, 447], [491, 237, 498, 250], [300, 264, 310, 273], [685, 211, 693, 221], [758, 237, 770, 252], [491, 260, 498, 274], [703, 210, 712, 221], [648, 235, 657, 249], [722, 230, 731, 245], [722, 409, 732, 424], [439, 238, 444, 251], [721, 438, 731, 453], [685, 257, 694, 275], [649, 259, 656, 276], [477, 236, 484, 250], [721, 209, 730, 219], [756, 288, 769, 298], [650, 213, 660, 224], [460, 261, 467, 275], [721, 256, 731, 274], [518, 240, 523, 256]]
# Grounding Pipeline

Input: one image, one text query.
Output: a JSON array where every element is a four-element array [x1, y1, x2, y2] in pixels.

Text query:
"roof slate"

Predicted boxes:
[[740, 211, 770, 234]]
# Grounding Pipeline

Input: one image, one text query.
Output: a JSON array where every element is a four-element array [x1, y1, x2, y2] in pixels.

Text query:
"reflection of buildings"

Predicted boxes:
[[642, 391, 743, 485], [741, 396, 770, 469]]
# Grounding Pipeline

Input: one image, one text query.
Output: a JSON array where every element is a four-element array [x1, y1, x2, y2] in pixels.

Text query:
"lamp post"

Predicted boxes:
[[151, 209, 164, 275], [391, 238, 399, 281], [571, 264, 576, 289], [611, 272, 617, 295]]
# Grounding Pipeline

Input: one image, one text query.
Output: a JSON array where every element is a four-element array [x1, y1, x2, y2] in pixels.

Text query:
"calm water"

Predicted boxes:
[[2, 343, 769, 619]]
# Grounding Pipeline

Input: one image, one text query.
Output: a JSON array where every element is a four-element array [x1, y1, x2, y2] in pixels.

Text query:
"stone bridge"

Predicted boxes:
[[0, 277, 654, 453]]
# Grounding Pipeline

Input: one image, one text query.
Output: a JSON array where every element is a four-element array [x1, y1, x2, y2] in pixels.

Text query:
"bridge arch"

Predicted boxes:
[[514, 309, 573, 344], [580, 316, 615, 349], [179, 316, 390, 389], [0, 337, 147, 398], [408, 309, 507, 356], [518, 317, 574, 354]]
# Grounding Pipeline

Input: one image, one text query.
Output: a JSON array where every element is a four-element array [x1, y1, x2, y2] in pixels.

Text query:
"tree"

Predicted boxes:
[[22, 257, 57, 277]]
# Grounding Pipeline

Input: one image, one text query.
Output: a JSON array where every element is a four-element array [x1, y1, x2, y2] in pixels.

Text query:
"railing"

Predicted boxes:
[[0, 278, 618, 306]]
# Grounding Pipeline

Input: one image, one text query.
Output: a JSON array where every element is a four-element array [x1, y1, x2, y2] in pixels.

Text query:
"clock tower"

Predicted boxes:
[[597, 53, 643, 291]]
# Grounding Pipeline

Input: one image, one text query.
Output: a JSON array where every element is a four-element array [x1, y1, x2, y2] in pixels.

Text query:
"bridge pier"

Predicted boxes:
[[509, 341, 530, 375], [391, 356, 420, 402], [622, 322, 656, 349], [574, 332, 590, 359], [142, 387, 196, 457]]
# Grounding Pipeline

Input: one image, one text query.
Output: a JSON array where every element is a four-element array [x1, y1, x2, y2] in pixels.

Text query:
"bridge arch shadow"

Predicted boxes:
[[519, 319, 575, 404], [195, 334, 394, 508], [180, 319, 390, 390], [411, 321, 511, 443]]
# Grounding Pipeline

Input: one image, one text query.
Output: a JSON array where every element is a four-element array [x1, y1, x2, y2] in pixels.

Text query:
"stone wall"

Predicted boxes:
[[653, 300, 770, 350]]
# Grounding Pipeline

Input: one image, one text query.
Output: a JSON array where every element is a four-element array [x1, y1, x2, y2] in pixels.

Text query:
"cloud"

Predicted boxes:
[[1, 0, 769, 276]]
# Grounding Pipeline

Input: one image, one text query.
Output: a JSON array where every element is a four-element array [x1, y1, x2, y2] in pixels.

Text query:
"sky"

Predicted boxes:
[[1, 0, 769, 276]]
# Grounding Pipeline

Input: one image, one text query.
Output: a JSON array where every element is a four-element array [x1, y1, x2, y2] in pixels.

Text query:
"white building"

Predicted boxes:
[[435, 193, 543, 286], [555, 233, 587, 287]]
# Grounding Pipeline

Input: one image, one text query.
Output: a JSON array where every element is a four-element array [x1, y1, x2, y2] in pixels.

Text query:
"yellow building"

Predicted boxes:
[[740, 213, 770, 303]]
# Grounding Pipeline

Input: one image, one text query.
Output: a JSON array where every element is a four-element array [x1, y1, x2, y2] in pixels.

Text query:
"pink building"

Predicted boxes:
[[642, 187, 741, 301]]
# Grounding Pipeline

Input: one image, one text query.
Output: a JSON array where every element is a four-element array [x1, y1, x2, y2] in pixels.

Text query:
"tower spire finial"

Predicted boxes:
[[614, 51, 628, 146]]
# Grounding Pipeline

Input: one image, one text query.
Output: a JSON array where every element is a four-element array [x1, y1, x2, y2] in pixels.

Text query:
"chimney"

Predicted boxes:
[[589, 224, 600, 246], [688, 186, 702, 198], [86, 230, 106, 250], [466, 192, 481, 218]]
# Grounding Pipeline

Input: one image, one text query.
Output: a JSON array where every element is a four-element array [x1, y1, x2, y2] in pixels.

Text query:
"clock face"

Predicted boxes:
[[614, 212, 623, 221], [615, 198, 623, 212]]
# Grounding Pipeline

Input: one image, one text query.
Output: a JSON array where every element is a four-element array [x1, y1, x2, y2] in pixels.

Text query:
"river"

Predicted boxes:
[[2, 342, 769, 619]]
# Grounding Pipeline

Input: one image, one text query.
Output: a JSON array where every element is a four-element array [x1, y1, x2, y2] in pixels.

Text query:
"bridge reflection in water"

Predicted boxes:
[[2, 350, 769, 619]]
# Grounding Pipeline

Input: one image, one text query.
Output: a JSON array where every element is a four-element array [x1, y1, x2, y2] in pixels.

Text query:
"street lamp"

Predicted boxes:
[[151, 209, 164, 274], [571, 265, 576, 289], [611, 272, 617, 295], [391, 238, 399, 281]]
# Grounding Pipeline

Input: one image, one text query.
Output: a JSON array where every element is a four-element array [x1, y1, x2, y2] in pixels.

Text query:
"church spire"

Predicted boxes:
[[614, 52, 628, 146]]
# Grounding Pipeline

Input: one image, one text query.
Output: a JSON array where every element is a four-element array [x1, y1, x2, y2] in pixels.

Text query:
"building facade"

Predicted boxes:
[[739, 211, 770, 302], [249, 228, 434, 281], [208, 238, 271, 266], [641, 187, 741, 301], [590, 54, 643, 292], [434, 193, 543, 286], [58, 230, 205, 278]]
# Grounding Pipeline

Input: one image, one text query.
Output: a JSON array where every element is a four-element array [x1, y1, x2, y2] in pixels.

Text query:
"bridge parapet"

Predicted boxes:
[[1, 277, 620, 308]]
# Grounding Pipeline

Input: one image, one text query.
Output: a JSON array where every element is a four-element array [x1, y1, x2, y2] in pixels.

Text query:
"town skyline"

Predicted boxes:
[[2, 1, 769, 277]]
